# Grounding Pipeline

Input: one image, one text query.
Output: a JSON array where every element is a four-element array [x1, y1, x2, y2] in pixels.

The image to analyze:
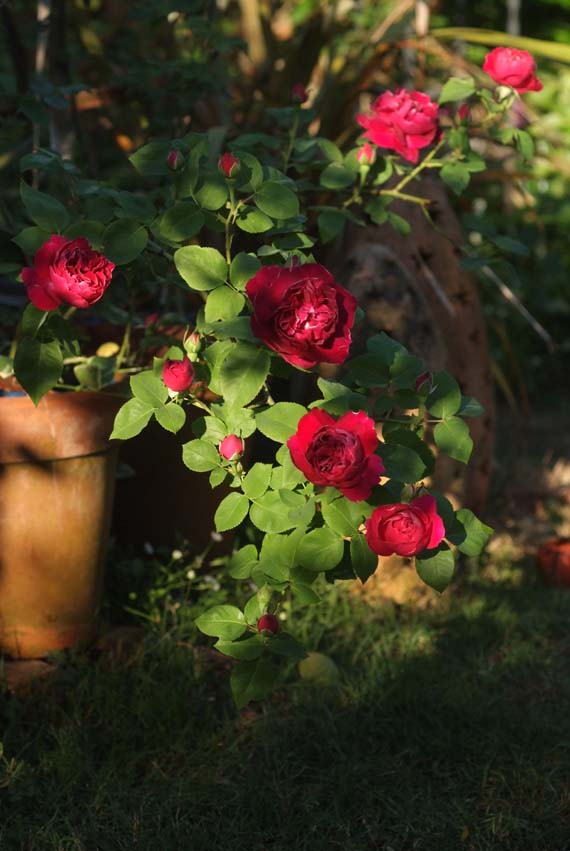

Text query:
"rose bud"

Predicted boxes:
[[365, 494, 445, 558], [184, 331, 201, 357], [257, 613, 279, 635], [161, 356, 194, 393], [288, 409, 384, 502], [219, 434, 244, 460], [167, 149, 184, 171], [21, 235, 114, 311], [144, 312, 160, 329], [357, 143, 376, 166], [357, 88, 439, 164], [218, 152, 240, 178], [245, 263, 357, 369], [291, 83, 308, 104], [457, 104, 470, 123], [415, 371, 432, 393], [483, 47, 542, 94]]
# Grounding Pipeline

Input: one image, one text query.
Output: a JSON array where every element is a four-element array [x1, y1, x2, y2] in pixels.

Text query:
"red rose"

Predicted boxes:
[[257, 613, 279, 635], [357, 89, 439, 164], [365, 494, 445, 557], [483, 47, 542, 94], [167, 149, 184, 171], [218, 152, 240, 178], [21, 235, 114, 311], [287, 409, 384, 501], [162, 356, 194, 392], [291, 83, 308, 104], [219, 434, 244, 460], [245, 263, 357, 369]]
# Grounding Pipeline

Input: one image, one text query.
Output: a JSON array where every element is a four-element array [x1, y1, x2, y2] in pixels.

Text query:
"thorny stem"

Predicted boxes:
[[392, 139, 445, 194]]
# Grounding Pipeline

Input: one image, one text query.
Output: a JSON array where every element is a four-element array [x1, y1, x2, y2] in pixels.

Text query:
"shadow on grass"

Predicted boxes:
[[1, 571, 569, 851]]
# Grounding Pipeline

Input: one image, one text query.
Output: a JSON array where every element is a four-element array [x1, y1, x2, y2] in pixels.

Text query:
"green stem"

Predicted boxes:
[[283, 111, 300, 172], [393, 139, 445, 194]]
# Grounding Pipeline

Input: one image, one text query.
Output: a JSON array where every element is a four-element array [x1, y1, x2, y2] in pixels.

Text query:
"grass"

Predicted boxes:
[[1, 550, 570, 851]]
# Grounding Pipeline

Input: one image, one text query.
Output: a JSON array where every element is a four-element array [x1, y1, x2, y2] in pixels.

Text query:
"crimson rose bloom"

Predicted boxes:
[[287, 409, 384, 501], [365, 494, 445, 557], [245, 263, 357, 369], [162, 357, 194, 392], [483, 47, 542, 93], [357, 89, 439, 164], [22, 235, 114, 311]]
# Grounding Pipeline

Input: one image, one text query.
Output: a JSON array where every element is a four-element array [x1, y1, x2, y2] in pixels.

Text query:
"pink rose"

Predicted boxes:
[[483, 47, 542, 94], [219, 434, 244, 460], [21, 235, 114, 311], [365, 494, 445, 557], [218, 152, 240, 178], [257, 613, 279, 635], [162, 356, 194, 392], [357, 89, 439, 164], [291, 83, 308, 104], [245, 263, 357, 369], [287, 409, 384, 502]]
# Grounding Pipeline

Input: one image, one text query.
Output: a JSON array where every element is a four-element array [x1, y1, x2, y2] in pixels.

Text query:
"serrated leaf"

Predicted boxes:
[[219, 342, 270, 407], [204, 287, 245, 323], [439, 76, 475, 104], [427, 371, 462, 419], [182, 438, 221, 472], [214, 492, 249, 532], [250, 490, 305, 533], [296, 528, 344, 572], [319, 162, 356, 190], [103, 219, 148, 265], [196, 605, 246, 640], [130, 370, 168, 407], [228, 544, 258, 579], [13, 337, 63, 405], [153, 202, 204, 242], [215, 635, 265, 660], [174, 245, 227, 291], [155, 403, 186, 434], [229, 252, 261, 290], [448, 508, 493, 556], [416, 546, 455, 593], [110, 397, 155, 440], [255, 402, 306, 443], [321, 497, 365, 538], [20, 181, 69, 232], [434, 417, 473, 464], [231, 658, 278, 709], [243, 463, 273, 500], [350, 533, 378, 583]]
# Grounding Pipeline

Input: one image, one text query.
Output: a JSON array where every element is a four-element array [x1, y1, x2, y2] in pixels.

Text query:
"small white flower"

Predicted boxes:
[[186, 569, 196, 580], [278, 611, 287, 621], [171, 549, 183, 561], [210, 532, 223, 543]]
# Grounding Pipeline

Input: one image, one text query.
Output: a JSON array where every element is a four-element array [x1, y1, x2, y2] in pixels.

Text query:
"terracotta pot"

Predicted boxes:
[[0, 391, 120, 659], [537, 539, 570, 588]]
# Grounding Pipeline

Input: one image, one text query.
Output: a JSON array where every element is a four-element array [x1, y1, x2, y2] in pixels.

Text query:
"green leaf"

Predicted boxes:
[[235, 206, 274, 233], [243, 463, 273, 500], [194, 174, 228, 211], [438, 76, 475, 104], [317, 210, 346, 243], [319, 162, 356, 190], [20, 181, 69, 232], [196, 605, 246, 640], [182, 438, 221, 472], [130, 370, 168, 407], [350, 533, 377, 583], [13, 226, 51, 255], [297, 528, 344, 572], [64, 220, 105, 247], [254, 181, 299, 220], [215, 635, 265, 661], [427, 371, 462, 419], [416, 546, 455, 593], [228, 544, 258, 579], [292, 581, 320, 604], [204, 287, 245, 323], [244, 586, 273, 624], [110, 398, 155, 440], [346, 353, 390, 388], [129, 140, 171, 176], [515, 129, 534, 160], [458, 396, 484, 418], [366, 332, 405, 366], [384, 429, 435, 478], [231, 658, 278, 709], [214, 492, 250, 532], [492, 235, 530, 256], [229, 252, 261, 290], [13, 337, 63, 405], [155, 403, 186, 434], [255, 402, 306, 443], [321, 497, 365, 538], [174, 245, 228, 291], [219, 343, 270, 407], [434, 417, 473, 463], [440, 162, 471, 195], [103, 220, 148, 265], [203, 339, 234, 395], [267, 633, 307, 660], [250, 490, 305, 533], [387, 212, 411, 236], [381, 442, 426, 483], [448, 508, 493, 556], [153, 202, 204, 243]]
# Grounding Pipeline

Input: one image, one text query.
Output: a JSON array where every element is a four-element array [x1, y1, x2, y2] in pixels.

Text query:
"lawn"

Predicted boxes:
[[1, 548, 569, 851]]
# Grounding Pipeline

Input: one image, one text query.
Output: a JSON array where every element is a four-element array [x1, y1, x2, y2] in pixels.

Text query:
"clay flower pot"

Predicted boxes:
[[537, 538, 570, 588], [0, 390, 120, 659]]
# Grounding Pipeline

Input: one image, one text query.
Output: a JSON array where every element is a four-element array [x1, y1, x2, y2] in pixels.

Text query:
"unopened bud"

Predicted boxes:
[[357, 142, 376, 166], [167, 149, 184, 171], [291, 83, 308, 104], [218, 152, 240, 178], [219, 434, 244, 460], [257, 613, 280, 635]]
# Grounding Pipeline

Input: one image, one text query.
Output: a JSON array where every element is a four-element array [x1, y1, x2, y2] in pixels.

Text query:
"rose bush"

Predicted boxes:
[[5, 46, 541, 707]]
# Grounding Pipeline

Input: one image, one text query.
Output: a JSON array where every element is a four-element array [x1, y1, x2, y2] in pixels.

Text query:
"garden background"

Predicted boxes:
[[1, 2, 570, 849]]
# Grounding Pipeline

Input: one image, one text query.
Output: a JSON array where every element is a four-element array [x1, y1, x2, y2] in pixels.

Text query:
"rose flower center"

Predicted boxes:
[[307, 427, 362, 476]]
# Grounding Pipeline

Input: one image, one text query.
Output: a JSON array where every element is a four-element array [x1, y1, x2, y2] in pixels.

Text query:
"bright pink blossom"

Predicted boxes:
[[357, 88, 439, 164]]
